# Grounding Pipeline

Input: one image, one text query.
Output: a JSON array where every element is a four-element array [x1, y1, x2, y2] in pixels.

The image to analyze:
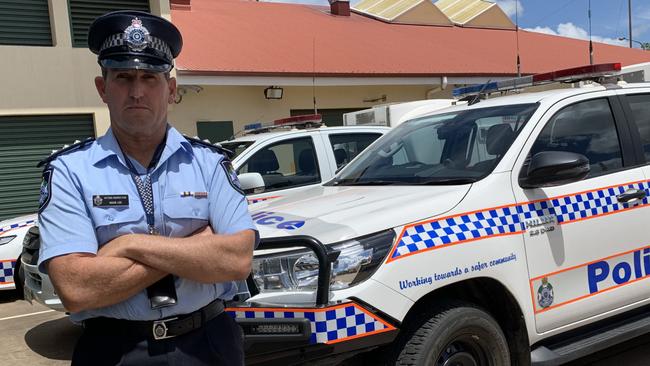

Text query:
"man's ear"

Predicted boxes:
[[167, 77, 177, 105], [94, 76, 108, 103]]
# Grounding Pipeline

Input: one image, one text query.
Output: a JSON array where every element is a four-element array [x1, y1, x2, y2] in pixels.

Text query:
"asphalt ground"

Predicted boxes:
[[0, 290, 648, 365]]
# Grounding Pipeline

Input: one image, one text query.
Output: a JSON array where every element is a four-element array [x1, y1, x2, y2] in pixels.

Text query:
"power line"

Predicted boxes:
[[529, 0, 576, 28]]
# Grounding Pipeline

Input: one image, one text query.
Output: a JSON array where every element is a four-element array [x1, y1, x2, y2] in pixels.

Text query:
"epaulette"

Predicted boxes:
[[37, 137, 95, 168], [184, 135, 235, 159]]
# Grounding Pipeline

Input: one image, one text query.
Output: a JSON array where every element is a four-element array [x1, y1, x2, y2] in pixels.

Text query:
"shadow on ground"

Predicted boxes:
[[0, 290, 21, 304], [25, 316, 82, 360]]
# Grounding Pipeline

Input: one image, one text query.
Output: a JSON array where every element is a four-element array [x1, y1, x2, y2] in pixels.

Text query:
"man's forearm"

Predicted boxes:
[[107, 229, 254, 283], [47, 254, 166, 313]]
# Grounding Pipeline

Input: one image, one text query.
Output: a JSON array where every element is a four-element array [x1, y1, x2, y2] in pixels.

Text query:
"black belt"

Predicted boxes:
[[83, 300, 225, 340]]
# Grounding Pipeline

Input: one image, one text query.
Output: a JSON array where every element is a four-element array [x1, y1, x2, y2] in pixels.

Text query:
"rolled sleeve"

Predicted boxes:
[[38, 160, 98, 274]]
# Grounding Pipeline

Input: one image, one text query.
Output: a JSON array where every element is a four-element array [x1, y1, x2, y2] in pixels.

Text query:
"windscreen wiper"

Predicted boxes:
[[336, 180, 399, 186], [414, 178, 477, 185]]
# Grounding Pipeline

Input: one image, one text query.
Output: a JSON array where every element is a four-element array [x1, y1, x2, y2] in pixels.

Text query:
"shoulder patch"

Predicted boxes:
[[221, 159, 244, 195], [37, 137, 95, 168], [184, 135, 234, 159], [38, 167, 53, 213]]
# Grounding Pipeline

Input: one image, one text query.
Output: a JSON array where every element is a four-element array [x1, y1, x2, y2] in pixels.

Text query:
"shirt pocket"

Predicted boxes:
[[89, 207, 145, 245], [163, 196, 210, 236]]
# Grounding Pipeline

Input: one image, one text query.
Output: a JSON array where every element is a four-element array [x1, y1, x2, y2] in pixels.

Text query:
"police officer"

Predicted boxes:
[[37, 10, 257, 365]]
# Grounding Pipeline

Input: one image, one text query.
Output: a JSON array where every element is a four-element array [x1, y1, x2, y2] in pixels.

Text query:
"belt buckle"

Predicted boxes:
[[152, 317, 178, 340]]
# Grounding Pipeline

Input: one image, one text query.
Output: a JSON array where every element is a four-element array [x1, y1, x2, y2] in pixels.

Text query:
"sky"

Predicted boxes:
[[262, 0, 650, 48]]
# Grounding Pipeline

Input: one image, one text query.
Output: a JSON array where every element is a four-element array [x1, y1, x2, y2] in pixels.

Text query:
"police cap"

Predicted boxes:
[[88, 10, 182, 73]]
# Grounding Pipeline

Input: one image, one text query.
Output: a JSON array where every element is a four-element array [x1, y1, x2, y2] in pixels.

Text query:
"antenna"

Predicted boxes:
[[628, 0, 633, 48], [312, 37, 318, 115], [515, 0, 521, 78], [588, 0, 593, 65]]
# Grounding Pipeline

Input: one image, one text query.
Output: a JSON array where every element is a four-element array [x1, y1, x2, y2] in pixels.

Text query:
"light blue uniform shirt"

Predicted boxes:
[[38, 126, 256, 323]]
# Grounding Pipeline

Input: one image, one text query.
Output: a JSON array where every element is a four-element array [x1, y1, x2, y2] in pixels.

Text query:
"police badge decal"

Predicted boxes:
[[38, 168, 53, 213], [537, 277, 554, 309]]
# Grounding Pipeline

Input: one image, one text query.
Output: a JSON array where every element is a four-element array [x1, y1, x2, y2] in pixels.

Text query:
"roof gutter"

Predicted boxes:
[[176, 74, 510, 87]]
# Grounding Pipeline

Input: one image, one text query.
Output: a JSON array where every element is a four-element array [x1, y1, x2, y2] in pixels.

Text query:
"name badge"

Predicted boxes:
[[93, 195, 129, 207]]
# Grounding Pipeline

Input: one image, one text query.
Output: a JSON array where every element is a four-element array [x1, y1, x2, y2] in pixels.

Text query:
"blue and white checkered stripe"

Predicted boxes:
[[0, 260, 16, 284], [0, 219, 36, 235], [519, 181, 650, 223], [226, 303, 394, 344], [391, 206, 523, 261], [390, 181, 650, 262]]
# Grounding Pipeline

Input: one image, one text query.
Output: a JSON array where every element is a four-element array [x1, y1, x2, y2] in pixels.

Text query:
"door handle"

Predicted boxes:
[[616, 188, 647, 204]]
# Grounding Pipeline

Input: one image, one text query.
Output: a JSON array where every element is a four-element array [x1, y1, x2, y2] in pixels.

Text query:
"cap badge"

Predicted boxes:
[[124, 17, 150, 52]]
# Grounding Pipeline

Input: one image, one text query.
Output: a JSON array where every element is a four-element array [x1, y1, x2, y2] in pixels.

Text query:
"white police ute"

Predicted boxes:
[[219, 115, 390, 205], [0, 214, 36, 295], [228, 63, 650, 365]]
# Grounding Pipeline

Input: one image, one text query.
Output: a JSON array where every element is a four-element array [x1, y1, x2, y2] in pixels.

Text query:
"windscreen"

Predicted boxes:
[[329, 103, 539, 186], [219, 141, 254, 160]]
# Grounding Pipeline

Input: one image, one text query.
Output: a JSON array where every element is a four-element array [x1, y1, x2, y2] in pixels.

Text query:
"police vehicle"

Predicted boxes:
[[229, 63, 650, 365], [219, 114, 390, 205], [0, 214, 36, 295], [20, 116, 389, 311]]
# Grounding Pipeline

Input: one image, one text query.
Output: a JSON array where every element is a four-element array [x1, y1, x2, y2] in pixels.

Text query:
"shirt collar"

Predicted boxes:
[[91, 125, 192, 169]]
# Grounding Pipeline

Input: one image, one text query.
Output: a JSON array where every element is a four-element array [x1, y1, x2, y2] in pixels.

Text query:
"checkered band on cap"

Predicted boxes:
[[100, 33, 173, 61], [389, 180, 650, 262], [226, 302, 395, 344]]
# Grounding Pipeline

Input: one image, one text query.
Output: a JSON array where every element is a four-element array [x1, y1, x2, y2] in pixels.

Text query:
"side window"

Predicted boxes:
[[529, 98, 623, 178], [238, 137, 320, 192], [625, 94, 650, 161], [328, 133, 382, 168]]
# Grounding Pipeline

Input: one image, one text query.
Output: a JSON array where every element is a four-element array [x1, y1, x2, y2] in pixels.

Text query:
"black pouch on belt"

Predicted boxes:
[[147, 275, 178, 309]]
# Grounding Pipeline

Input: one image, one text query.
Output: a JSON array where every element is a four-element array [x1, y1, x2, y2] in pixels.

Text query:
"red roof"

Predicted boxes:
[[171, 0, 650, 77]]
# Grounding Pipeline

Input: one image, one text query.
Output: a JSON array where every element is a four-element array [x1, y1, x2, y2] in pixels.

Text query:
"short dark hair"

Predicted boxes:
[[101, 67, 171, 80]]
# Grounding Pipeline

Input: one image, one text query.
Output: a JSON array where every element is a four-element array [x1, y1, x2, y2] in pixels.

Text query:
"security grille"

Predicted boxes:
[[0, 114, 95, 220], [0, 0, 52, 46], [69, 0, 150, 47]]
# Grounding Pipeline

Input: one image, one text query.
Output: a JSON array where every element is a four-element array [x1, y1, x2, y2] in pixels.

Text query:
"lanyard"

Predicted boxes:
[[119, 135, 177, 309], [121, 137, 166, 235]]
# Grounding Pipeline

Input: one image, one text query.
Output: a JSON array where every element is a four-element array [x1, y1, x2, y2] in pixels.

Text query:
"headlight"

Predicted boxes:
[[0, 235, 17, 246], [252, 229, 395, 292]]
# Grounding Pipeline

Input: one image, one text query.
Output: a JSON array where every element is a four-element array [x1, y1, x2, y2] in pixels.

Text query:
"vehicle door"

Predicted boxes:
[[238, 136, 329, 203], [510, 92, 647, 333]]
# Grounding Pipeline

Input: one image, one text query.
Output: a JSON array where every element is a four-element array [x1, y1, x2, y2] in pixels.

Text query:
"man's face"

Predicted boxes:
[[94, 69, 176, 137]]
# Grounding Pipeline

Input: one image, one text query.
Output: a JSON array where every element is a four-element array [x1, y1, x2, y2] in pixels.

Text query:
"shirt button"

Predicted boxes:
[[106, 215, 114, 222], [193, 209, 200, 216]]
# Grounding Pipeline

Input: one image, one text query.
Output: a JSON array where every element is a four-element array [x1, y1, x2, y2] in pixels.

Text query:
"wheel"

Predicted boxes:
[[396, 303, 510, 366], [14, 256, 25, 299]]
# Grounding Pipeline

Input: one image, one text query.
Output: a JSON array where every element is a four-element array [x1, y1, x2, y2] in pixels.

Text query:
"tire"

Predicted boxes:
[[14, 257, 25, 299], [396, 303, 510, 366]]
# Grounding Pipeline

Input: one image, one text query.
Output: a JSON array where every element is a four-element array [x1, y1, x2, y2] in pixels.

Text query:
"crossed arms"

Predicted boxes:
[[46, 227, 255, 313]]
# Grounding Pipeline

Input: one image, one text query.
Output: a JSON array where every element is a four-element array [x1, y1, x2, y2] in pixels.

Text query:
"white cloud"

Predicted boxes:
[[494, 0, 523, 18], [526, 22, 628, 46]]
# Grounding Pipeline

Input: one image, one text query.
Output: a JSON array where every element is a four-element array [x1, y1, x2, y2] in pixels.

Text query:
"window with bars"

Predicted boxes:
[[69, 0, 150, 47]]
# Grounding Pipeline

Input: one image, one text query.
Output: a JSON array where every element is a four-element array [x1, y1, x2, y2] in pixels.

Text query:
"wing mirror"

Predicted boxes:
[[238, 173, 265, 194], [519, 151, 590, 189]]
